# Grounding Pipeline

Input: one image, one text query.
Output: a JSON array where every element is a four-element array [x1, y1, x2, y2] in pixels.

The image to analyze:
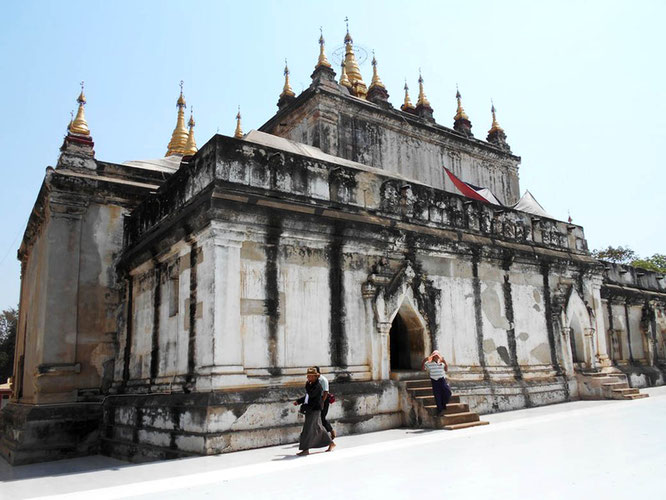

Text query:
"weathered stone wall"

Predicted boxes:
[[261, 87, 521, 205], [102, 382, 401, 462], [600, 262, 666, 387]]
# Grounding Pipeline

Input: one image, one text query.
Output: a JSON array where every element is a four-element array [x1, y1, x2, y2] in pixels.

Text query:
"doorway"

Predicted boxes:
[[389, 301, 427, 371]]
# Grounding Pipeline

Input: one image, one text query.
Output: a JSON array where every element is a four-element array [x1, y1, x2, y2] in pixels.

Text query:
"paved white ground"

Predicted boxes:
[[2, 387, 666, 500]]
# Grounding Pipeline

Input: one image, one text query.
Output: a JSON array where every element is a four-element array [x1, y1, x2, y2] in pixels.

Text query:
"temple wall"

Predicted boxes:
[[263, 91, 521, 205]]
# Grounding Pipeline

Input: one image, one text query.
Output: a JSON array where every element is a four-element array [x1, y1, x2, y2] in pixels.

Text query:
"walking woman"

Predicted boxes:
[[422, 350, 452, 416], [293, 367, 335, 456]]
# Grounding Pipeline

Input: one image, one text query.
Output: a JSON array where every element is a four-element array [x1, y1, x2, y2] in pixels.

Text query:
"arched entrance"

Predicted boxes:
[[389, 300, 428, 371]]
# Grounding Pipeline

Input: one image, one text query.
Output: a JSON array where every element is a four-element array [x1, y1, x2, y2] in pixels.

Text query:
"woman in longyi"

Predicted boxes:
[[293, 367, 335, 456]]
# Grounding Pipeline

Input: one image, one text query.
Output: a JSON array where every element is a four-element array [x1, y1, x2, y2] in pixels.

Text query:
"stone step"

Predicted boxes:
[[423, 407, 480, 424], [624, 393, 649, 400], [602, 382, 629, 389], [422, 403, 470, 415], [405, 379, 432, 389], [443, 420, 490, 431], [407, 387, 460, 401], [612, 387, 639, 395], [416, 397, 469, 412]]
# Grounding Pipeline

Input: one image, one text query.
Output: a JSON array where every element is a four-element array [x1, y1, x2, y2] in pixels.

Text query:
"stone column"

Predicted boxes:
[[590, 278, 611, 367], [377, 321, 392, 381], [362, 282, 381, 380], [560, 327, 574, 375], [194, 223, 245, 386], [583, 328, 597, 370]]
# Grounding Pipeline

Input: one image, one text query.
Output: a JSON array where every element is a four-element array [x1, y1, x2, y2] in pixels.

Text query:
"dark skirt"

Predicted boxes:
[[299, 409, 332, 450]]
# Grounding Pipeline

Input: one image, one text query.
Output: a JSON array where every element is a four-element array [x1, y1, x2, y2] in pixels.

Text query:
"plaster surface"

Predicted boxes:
[[3, 386, 665, 500]]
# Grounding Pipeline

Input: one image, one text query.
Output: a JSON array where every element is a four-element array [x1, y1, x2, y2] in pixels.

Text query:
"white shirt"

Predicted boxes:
[[424, 361, 446, 380], [319, 374, 329, 392]]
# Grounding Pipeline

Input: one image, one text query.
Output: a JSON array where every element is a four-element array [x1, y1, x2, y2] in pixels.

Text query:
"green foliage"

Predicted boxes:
[[0, 307, 17, 383], [591, 245, 636, 264], [593, 245, 666, 274], [631, 254, 666, 273]]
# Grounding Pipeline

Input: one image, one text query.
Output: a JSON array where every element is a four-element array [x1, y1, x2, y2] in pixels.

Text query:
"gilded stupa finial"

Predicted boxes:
[[489, 100, 503, 133], [68, 81, 91, 136], [234, 106, 244, 139], [416, 70, 431, 108], [342, 18, 367, 99], [486, 99, 510, 151], [166, 81, 190, 156], [316, 27, 332, 69], [344, 16, 352, 44], [454, 85, 469, 121], [401, 80, 415, 112], [453, 85, 473, 136], [369, 51, 386, 90], [183, 108, 198, 156], [339, 60, 352, 89], [280, 59, 296, 99]]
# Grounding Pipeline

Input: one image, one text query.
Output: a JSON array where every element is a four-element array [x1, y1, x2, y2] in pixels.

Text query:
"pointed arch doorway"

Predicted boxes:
[[389, 300, 429, 372]]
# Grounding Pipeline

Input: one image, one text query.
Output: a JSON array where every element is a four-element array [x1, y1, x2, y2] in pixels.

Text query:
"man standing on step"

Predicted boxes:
[[422, 351, 451, 416], [315, 366, 336, 440]]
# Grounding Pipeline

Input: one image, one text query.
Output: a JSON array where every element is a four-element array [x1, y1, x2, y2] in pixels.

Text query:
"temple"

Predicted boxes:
[[2, 27, 665, 466]]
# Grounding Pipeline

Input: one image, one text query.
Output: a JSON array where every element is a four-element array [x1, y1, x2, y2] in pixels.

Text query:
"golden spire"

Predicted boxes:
[[489, 100, 503, 133], [68, 81, 90, 136], [401, 81, 415, 111], [342, 18, 367, 98], [234, 107, 244, 138], [183, 109, 198, 156], [369, 51, 385, 90], [454, 86, 470, 121], [417, 71, 431, 108], [316, 28, 331, 68], [280, 60, 296, 99], [339, 60, 352, 88], [166, 81, 189, 157]]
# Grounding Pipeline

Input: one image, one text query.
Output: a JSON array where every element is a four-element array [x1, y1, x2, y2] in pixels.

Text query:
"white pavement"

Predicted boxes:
[[2, 387, 666, 500]]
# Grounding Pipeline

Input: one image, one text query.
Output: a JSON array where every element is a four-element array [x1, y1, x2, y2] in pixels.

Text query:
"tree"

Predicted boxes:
[[0, 307, 17, 383], [591, 245, 636, 264], [631, 254, 666, 273]]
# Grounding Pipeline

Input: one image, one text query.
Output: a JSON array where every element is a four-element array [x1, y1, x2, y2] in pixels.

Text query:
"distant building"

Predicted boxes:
[[1, 28, 664, 465]]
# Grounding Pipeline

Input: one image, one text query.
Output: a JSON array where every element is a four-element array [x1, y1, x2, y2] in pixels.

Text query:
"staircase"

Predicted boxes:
[[405, 379, 489, 430], [579, 372, 649, 400]]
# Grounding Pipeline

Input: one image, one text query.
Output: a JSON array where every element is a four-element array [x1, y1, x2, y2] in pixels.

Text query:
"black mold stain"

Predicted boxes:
[[328, 224, 347, 368], [265, 217, 282, 376], [121, 276, 134, 391], [496, 346, 512, 366], [404, 236, 441, 351], [471, 248, 500, 411], [624, 302, 634, 363], [150, 265, 161, 383], [502, 271, 524, 381], [541, 261, 562, 374], [185, 243, 198, 391]]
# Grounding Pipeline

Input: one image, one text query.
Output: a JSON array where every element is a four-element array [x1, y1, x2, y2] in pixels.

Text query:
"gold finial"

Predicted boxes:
[[183, 108, 198, 156], [401, 81, 415, 111], [344, 16, 352, 44], [166, 81, 189, 156], [369, 51, 386, 90], [280, 59, 296, 98], [339, 60, 352, 88], [68, 81, 91, 136], [454, 85, 469, 121], [316, 28, 332, 68], [234, 106, 244, 138], [342, 19, 367, 98], [417, 71, 431, 107], [489, 100, 503, 133]]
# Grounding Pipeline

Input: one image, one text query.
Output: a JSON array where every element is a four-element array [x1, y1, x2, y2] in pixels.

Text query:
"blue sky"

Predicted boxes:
[[0, 0, 664, 310]]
